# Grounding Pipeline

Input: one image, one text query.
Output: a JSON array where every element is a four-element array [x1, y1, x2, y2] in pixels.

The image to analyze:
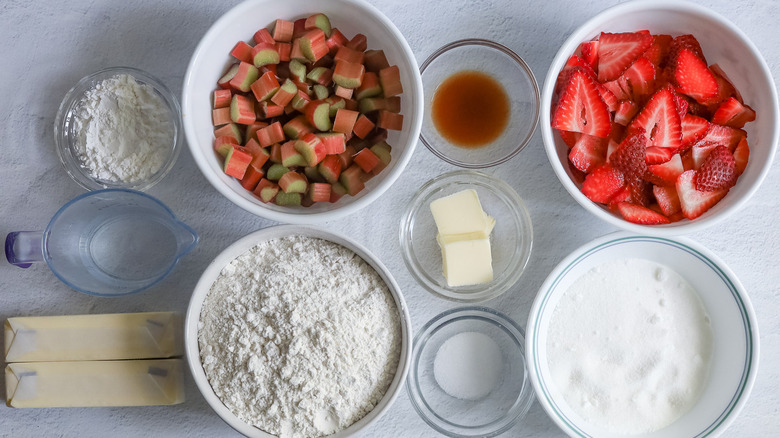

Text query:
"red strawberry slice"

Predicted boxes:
[[676, 170, 729, 219], [667, 34, 706, 65], [695, 145, 737, 191], [552, 69, 612, 137], [597, 83, 619, 112], [578, 41, 599, 68], [672, 49, 719, 103], [558, 129, 581, 148], [647, 153, 685, 185], [711, 97, 756, 128], [642, 34, 673, 67], [627, 178, 653, 207], [555, 56, 597, 96], [733, 137, 749, 176], [597, 32, 653, 82], [614, 100, 639, 126], [602, 78, 631, 101], [618, 57, 656, 102], [669, 88, 689, 120], [615, 202, 671, 224], [694, 123, 746, 151], [710, 64, 743, 103], [581, 164, 625, 203], [611, 128, 648, 178], [645, 146, 675, 164], [681, 114, 709, 148], [653, 185, 682, 216], [608, 186, 632, 205], [628, 87, 682, 150], [569, 134, 607, 173]]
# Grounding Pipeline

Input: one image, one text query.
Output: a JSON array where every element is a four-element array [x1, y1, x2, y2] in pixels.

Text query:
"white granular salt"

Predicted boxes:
[[198, 235, 402, 438], [74, 73, 173, 183], [547, 258, 713, 435]]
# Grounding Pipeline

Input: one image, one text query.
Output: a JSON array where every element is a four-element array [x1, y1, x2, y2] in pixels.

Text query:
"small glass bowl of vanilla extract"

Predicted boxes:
[[420, 39, 540, 168]]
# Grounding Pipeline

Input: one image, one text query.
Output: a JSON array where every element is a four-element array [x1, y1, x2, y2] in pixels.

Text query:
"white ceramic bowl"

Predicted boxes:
[[185, 225, 412, 437], [526, 232, 759, 438], [182, 0, 423, 224], [540, 0, 779, 236]]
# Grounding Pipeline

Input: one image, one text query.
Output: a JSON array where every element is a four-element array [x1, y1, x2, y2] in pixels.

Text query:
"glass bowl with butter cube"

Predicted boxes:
[[400, 170, 532, 302]]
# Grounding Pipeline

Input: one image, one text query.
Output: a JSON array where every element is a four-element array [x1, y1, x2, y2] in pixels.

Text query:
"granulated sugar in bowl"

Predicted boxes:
[[186, 225, 412, 438]]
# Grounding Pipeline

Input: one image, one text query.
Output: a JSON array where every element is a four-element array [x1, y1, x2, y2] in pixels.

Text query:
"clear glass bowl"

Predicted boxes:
[[406, 306, 536, 438], [54, 66, 182, 191], [399, 170, 533, 302], [420, 39, 540, 168]]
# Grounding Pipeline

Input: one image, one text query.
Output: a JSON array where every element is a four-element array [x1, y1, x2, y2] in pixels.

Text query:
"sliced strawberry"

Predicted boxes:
[[555, 57, 597, 96], [579, 41, 599, 68], [681, 114, 709, 148], [618, 57, 656, 102], [642, 34, 673, 67], [709, 64, 743, 103], [671, 49, 718, 103], [569, 134, 607, 173], [558, 129, 581, 148], [596, 32, 653, 82], [645, 146, 675, 165], [711, 97, 756, 128], [581, 164, 625, 203], [676, 170, 729, 219], [605, 139, 620, 163], [653, 185, 682, 216], [680, 149, 696, 171], [694, 123, 746, 152], [614, 100, 639, 126], [615, 202, 671, 224], [627, 178, 653, 207], [602, 78, 631, 101], [733, 137, 749, 176], [608, 186, 631, 204], [667, 34, 706, 65], [647, 153, 685, 185], [668, 87, 689, 120], [597, 83, 619, 112], [552, 69, 612, 137], [691, 142, 720, 170], [628, 87, 682, 150], [611, 128, 647, 178], [695, 145, 737, 191]]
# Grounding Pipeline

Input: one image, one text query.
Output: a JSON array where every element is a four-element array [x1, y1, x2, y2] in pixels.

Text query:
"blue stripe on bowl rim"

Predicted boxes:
[[531, 235, 755, 437]]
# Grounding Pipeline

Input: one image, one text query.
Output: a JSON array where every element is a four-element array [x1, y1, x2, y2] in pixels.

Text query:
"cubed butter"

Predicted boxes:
[[4, 312, 183, 363], [439, 238, 493, 287], [5, 359, 185, 408], [430, 189, 491, 236]]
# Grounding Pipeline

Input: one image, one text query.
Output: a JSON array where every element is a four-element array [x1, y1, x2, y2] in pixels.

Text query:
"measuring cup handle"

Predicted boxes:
[[5, 231, 45, 268]]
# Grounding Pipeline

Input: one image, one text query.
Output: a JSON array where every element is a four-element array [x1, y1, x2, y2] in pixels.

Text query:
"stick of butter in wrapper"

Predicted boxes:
[[4, 312, 182, 363], [5, 359, 185, 408]]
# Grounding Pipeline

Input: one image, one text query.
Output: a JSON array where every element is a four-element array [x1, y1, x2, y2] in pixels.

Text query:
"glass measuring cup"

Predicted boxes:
[[5, 189, 198, 297]]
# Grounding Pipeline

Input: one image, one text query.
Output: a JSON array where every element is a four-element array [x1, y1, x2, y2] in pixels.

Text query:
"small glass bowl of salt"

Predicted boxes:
[[406, 306, 535, 437], [55, 66, 182, 191]]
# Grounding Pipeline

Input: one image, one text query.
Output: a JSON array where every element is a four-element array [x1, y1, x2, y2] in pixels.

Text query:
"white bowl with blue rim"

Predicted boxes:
[[526, 232, 759, 438]]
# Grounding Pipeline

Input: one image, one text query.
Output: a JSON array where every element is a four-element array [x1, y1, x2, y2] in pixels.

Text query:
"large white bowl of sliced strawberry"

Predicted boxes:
[[541, 0, 778, 235]]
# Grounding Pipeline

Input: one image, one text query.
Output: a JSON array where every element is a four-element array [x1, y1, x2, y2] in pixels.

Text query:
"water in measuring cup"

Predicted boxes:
[[80, 213, 179, 283]]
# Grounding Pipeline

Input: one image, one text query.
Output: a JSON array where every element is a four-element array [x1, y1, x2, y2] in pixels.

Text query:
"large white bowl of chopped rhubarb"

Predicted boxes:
[[182, 0, 423, 224], [540, 0, 778, 235]]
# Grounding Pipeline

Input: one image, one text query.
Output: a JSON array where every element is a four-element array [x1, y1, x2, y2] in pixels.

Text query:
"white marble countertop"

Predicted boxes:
[[1, 0, 778, 436]]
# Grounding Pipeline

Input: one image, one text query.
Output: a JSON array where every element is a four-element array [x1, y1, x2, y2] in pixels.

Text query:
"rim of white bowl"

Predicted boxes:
[[539, 0, 780, 236], [184, 225, 413, 437], [526, 232, 760, 438], [181, 0, 424, 224]]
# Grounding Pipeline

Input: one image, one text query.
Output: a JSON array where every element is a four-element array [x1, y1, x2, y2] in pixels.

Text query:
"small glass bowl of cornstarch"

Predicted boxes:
[[55, 66, 182, 191]]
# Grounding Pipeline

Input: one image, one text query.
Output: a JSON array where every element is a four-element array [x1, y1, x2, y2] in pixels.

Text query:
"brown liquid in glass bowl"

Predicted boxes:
[[431, 70, 510, 148]]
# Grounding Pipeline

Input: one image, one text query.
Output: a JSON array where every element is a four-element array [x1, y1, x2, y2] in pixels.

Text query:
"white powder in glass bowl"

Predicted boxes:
[[198, 235, 401, 438]]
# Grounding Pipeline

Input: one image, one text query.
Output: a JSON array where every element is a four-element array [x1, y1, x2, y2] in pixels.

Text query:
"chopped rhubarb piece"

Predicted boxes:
[[325, 96, 346, 116], [355, 72, 382, 100], [213, 89, 232, 109], [334, 46, 364, 65], [281, 141, 306, 167], [266, 163, 289, 180], [240, 165, 264, 191], [306, 66, 333, 85], [269, 143, 282, 163], [379, 65, 403, 97], [283, 115, 314, 139], [253, 178, 279, 203], [257, 102, 283, 119], [288, 59, 307, 83], [370, 141, 392, 165], [290, 38, 308, 63], [214, 136, 237, 157], [333, 109, 359, 136], [359, 97, 386, 114], [271, 78, 298, 107], [292, 18, 307, 39], [335, 86, 353, 100], [326, 28, 349, 55], [711, 97, 756, 129], [218, 63, 240, 89], [252, 43, 281, 68], [251, 71, 280, 102], [353, 114, 375, 139], [304, 100, 332, 131], [291, 90, 312, 111], [339, 164, 365, 196], [242, 138, 269, 166], [214, 123, 242, 144], [276, 42, 291, 62], [231, 41, 254, 64], [353, 148, 381, 173], [318, 155, 342, 184], [377, 110, 403, 131], [279, 171, 308, 193], [256, 121, 284, 148], [347, 33, 367, 52], [228, 62, 259, 93], [253, 28, 275, 45], [364, 49, 390, 73], [304, 166, 324, 183], [309, 182, 332, 203], [230, 94, 255, 125], [304, 13, 332, 37], [318, 132, 346, 155], [333, 61, 365, 89], [212, 107, 231, 127], [223, 146, 253, 179], [330, 181, 347, 202], [337, 145, 357, 169], [299, 29, 329, 62], [294, 133, 327, 166], [275, 191, 302, 206], [273, 19, 294, 42]]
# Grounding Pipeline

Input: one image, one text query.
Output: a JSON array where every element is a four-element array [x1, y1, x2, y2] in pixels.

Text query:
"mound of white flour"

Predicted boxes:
[[198, 235, 401, 438]]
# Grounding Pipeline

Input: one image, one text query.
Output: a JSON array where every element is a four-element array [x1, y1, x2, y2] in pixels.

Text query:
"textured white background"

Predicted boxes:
[[0, 0, 778, 437]]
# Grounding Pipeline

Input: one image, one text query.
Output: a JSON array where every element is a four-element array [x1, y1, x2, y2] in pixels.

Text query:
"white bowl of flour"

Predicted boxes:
[[185, 225, 411, 438], [526, 233, 759, 438]]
